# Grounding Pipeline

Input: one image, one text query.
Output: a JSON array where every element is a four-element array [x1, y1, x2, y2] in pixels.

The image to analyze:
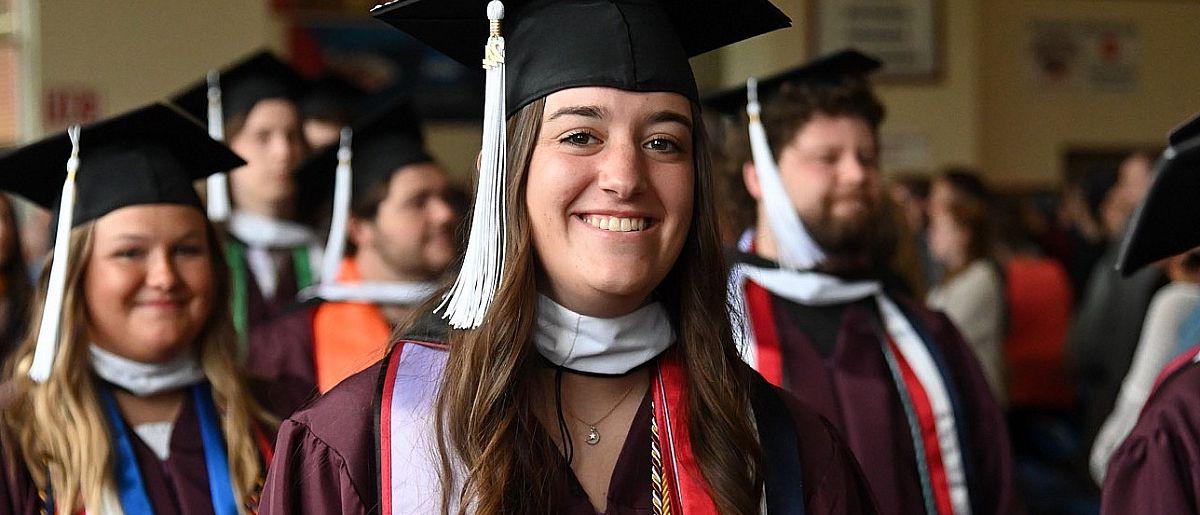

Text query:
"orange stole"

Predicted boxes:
[[312, 260, 394, 392]]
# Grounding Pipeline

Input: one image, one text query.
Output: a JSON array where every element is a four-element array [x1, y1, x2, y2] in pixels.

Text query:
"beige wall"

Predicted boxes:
[[34, 0, 284, 135], [699, 0, 983, 174], [979, 0, 1200, 187], [26, 0, 1200, 189]]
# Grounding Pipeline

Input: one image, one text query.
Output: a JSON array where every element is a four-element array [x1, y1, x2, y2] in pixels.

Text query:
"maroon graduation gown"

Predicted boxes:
[[1101, 359, 1200, 514], [0, 380, 296, 515], [260, 356, 880, 514], [745, 279, 1017, 515], [245, 303, 320, 400]]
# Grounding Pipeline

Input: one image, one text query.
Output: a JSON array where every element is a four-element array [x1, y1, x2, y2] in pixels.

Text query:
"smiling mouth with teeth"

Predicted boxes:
[[581, 214, 650, 232]]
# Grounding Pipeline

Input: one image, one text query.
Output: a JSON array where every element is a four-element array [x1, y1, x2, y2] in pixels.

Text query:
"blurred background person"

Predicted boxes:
[[246, 100, 458, 394], [172, 51, 318, 337], [890, 172, 940, 291], [926, 168, 1007, 402], [0, 193, 31, 364], [298, 72, 367, 150], [1068, 151, 1165, 447], [1058, 168, 1118, 302]]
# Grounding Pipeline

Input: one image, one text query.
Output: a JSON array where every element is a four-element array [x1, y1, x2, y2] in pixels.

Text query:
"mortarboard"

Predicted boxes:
[[170, 50, 307, 125], [297, 98, 431, 203], [1117, 116, 1200, 276], [703, 49, 881, 116], [372, 0, 791, 328], [0, 103, 244, 382], [373, 0, 792, 117], [0, 103, 245, 226]]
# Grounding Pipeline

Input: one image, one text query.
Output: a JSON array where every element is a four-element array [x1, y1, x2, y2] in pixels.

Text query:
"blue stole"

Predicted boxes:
[[98, 383, 238, 515]]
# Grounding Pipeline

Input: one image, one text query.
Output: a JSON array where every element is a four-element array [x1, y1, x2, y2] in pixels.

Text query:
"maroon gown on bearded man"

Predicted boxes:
[[730, 251, 1018, 515]]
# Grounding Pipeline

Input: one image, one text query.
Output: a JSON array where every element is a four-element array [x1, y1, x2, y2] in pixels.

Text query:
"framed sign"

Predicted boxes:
[[808, 0, 943, 83]]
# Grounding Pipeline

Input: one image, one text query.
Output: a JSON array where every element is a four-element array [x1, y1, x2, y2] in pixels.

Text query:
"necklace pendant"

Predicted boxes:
[[585, 425, 601, 445]]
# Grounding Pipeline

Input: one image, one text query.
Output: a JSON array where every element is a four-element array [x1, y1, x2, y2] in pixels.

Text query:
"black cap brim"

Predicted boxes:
[[170, 50, 307, 123], [1117, 135, 1200, 275]]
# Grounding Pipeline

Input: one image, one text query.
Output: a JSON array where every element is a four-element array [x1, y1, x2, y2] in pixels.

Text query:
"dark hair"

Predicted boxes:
[[893, 173, 932, 201], [755, 77, 885, 162], [935, 168, 994, 265]]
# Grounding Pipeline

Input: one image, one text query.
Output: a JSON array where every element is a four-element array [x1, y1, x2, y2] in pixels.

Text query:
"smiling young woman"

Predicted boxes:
[[260, 1, 877, 514], [0, 104, 304, 514]]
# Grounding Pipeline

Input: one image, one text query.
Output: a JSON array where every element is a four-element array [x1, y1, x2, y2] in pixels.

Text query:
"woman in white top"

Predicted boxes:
[[927, 169, 1007, 403]]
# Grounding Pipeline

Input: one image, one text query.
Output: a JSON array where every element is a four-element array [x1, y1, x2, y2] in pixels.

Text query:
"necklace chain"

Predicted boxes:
[[565, 379, 640, 446]]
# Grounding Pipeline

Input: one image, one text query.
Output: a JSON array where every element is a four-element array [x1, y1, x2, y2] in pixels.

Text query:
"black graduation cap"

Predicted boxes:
[[1169, 112, 1200, 149], [297, 98, 432, 204], [703, 49, 882, 116], [0, 103, 245, 227], [1117, 130, 1200, 275], [171, 50, 307, 123], [371, 0, 792, 116], [300, 72, 369, 127]]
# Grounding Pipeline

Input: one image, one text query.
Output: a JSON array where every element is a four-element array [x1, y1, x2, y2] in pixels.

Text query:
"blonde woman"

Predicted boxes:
[[0, 104, 302, 514]]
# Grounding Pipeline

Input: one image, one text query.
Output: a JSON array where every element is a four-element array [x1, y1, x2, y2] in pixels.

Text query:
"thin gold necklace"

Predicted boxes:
[[566, 380, 640, 445]]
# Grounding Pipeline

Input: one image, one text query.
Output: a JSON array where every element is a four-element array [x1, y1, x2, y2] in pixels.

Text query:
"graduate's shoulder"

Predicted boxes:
[[1132, 359, 1200, 440]]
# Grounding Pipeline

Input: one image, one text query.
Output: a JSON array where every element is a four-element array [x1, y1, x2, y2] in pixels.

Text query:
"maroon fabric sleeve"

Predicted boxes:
[[1101, 363, 1200, 514], [259, 418, 370, 515]]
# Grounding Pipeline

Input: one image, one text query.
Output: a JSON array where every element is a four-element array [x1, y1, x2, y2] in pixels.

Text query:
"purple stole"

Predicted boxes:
[[373, 340, 804, 514]]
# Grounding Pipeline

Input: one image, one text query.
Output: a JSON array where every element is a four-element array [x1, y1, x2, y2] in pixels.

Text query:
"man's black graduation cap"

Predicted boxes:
[[371, 0, 792, 117], [703, 49, 882, 115], [300, 72, 369, 127], [297, 98, 433, 204], [1117, 114, 1200, 276], [0, 103, 245, 226], [171, 50, 307, 123]]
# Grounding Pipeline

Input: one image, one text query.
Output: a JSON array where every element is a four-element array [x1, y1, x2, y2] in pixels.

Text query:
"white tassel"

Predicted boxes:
[[437, 0, 508, 329], [746, 77, 826, 270], [30, 125, 82, 382], [205, 70, 232, 222], [321, 128, 354, 287]]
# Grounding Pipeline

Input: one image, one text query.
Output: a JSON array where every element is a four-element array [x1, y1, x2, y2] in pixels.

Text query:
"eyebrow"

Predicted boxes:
[[111, 229, 204, 242], [648, 110, 693, 130], [547, 105, 609, 121], [547, 105, 693, 131]]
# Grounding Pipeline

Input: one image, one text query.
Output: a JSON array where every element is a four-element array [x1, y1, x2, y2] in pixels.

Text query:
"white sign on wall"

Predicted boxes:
[[1028, 19, 1139, 92]]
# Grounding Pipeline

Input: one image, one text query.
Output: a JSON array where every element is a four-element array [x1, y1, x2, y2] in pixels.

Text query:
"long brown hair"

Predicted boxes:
[[424, 96, 765, 514], [0, 215, 274, 514]]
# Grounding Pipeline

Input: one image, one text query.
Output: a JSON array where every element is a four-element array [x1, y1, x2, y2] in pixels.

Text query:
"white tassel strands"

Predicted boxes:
[[204, 70, 232, 222], [745, 77, 826, 270], [321, 128, 354, 287], [29, 125, 82, 382], [438, 0, 508, 329]]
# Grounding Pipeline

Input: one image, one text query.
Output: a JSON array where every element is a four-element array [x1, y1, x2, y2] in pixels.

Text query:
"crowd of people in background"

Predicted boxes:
[[0, 1, 1198, 513]]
